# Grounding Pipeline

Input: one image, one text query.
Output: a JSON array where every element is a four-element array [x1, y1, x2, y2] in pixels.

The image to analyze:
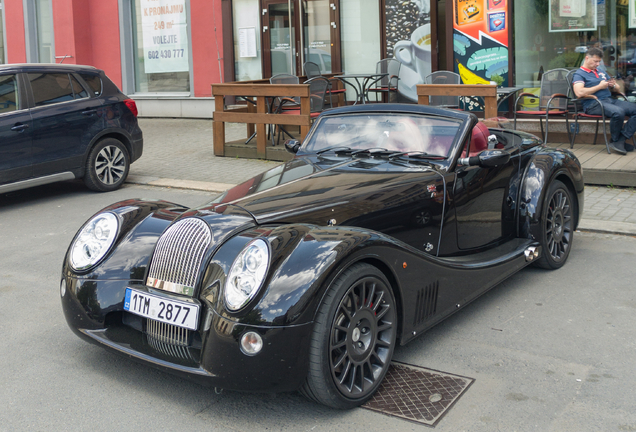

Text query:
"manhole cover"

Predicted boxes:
[[363, 361, 475, 427]]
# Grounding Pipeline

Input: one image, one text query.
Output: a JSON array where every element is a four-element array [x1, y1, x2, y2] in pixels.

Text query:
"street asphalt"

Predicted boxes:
[[129, 118, 636, 236]]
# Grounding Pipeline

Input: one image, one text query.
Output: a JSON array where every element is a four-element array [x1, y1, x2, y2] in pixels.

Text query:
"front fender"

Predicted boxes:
[[63, 199, 190, 281], [200, 224, 401, 327], [518, 148, 584, 239]]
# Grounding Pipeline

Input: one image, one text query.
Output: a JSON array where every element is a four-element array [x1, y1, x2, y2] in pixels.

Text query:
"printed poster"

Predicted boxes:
[[385, 0, 432, 101], [549, 0, 597, 32], [452, 0, 510, 88], [140, 0, 190, 73]]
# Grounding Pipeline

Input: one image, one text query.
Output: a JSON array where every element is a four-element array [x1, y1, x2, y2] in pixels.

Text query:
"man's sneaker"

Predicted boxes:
[[610, 136, 627, 155], [625, 141, 635, 152]]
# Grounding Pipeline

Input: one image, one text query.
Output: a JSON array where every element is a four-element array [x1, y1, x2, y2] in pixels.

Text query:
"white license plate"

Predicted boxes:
[[124, 288, 200, 330]]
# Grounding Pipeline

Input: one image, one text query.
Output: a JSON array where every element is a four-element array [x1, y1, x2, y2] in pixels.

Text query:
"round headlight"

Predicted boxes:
[[70, 212, 119, 271], [225, 239, 270, 311]]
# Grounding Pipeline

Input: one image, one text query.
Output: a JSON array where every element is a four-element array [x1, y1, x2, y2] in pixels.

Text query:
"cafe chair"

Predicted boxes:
[[395, 65, 417, 104], [272, 76, 328, 145], [513, 68, 571, 145], [303, 61, 346, 108], [270, 73, 301, 110], [424, 71, 461, 108], [367, 59, 401, 103], [565, 68, 632, 154]]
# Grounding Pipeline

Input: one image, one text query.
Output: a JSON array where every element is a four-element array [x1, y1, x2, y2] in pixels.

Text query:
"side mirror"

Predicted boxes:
[[458, 149, 511, 168], [284, 139, 301, 154]]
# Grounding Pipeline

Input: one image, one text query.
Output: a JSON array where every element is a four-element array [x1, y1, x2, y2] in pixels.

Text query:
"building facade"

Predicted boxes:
[[1, 1, 635, 118]]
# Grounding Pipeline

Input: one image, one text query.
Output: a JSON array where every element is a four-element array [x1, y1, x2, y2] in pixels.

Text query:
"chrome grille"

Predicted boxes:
[[146, 318, 193, 360], [146, 218, 212, 296]]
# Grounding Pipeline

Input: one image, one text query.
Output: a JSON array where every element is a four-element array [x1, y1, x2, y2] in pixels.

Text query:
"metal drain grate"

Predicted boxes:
[[363, 361, 474, 427]]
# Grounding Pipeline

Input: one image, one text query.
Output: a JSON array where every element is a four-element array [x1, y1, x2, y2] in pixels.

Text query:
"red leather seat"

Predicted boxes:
[[468, 122, 489, 157]]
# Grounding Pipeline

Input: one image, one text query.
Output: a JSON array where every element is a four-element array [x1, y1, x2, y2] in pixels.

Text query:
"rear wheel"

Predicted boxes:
[[535, 180, 573, 269], [84, 138, 130, 192], [301, 263, 397, 409]]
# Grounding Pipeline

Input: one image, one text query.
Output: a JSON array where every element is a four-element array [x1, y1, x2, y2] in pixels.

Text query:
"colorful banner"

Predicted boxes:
[[549, 0, 597, 32], [140, 0, 190, 73], [452, 0, 509, 87]]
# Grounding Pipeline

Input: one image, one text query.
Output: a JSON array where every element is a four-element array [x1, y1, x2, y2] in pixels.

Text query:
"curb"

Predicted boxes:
[[126, 175, 234, 193], [577, 218, 636, 236]]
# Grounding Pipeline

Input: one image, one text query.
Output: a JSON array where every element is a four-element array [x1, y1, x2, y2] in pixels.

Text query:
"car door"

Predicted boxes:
[[452, 137, 521, 250], [0, 73, 33, 185], [27, 72, 104, 177]]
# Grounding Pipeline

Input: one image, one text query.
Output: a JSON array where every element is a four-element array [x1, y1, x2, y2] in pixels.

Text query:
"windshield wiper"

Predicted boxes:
[[316, 146, 353, 155], [392, 152, 446, 160]]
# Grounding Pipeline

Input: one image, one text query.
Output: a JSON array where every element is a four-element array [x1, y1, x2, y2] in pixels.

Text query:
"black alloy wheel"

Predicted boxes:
[[535, 180, 573, 269], [301, 263, 397, 409], [84, 138, 130, 192]]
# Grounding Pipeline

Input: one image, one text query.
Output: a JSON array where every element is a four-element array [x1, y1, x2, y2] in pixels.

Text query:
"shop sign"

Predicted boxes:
[[141, 0, 189, 73], [452, 0, 509, 88], [549, 0, 597, 32]]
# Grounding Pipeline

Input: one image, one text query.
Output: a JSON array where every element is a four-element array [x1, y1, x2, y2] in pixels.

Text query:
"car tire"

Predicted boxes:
[[84, 138, 130, 192], [534, 180, 573, 269], [300, 263, 397, 409]]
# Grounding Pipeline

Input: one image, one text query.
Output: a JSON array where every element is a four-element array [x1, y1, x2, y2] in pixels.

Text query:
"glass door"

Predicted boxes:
[[262, 0, 298, 77], [302, 0, 333, 73], [261, 0, 340, 78]]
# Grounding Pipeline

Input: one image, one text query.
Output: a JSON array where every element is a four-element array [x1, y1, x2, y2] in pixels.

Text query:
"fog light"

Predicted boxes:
[[240, 331, 263, 356], [60, 279, 67, 297]]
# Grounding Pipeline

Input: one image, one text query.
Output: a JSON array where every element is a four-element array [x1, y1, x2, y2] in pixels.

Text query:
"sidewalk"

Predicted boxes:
[[128, 118, 636, 236]]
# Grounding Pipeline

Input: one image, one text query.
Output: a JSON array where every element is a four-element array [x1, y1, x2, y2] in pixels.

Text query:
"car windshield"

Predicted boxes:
[[302, 113, 463, 157]]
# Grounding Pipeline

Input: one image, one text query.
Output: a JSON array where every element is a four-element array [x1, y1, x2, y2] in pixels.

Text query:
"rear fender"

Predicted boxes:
[[518, 149, 584, 240]]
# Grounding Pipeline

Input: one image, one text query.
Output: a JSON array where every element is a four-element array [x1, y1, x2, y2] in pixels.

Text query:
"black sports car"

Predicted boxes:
[[61, 104, 583, 409]]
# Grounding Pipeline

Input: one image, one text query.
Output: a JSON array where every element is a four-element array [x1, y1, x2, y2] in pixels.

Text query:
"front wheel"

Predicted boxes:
[[535, 180, 574, 269], [301, 263, 397, 409], [84, 138, 130, 192]]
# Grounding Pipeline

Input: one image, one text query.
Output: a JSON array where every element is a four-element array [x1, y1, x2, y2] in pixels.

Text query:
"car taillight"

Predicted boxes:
[[124, 99, 138, 117]]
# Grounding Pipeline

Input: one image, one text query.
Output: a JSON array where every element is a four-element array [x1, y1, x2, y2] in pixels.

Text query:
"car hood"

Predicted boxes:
[[207, 156, 445, 228]]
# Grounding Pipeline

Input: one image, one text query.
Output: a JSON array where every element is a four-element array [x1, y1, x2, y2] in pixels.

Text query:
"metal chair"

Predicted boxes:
[[566, 69, 610, 153], [424, 71, 461, 108], [270, 73, 301, 110], [303, 61, 346, 107], [565, 68, 635, 154], [513, 68, 571, 144], [272, 76, 328, 145], [367, 59, 401, 103]]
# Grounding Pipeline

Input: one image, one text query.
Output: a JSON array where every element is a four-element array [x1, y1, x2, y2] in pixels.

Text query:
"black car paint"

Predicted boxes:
[[0, 64, 142, 191], [61, 104, 584, 393]]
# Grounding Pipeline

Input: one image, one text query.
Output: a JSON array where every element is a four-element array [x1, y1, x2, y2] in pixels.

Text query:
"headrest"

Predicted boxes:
[[469, 122, 489, 156]]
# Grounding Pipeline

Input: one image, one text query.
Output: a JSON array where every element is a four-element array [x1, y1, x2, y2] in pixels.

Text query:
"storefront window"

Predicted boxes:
[[514, 0, 636, 94], [131, 0, 191, 93], [340, 0, 381, 73], [0, 1, 5, 64], [233, 0, 262, 81], [35, 0, 54, 63]]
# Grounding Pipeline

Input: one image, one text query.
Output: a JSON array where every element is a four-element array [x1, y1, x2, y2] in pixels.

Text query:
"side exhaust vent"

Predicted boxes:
[[414, 281, 439, 326]]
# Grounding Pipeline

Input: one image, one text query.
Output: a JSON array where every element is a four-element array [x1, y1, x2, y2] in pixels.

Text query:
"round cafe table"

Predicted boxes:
[[335, 73, 389, 105]]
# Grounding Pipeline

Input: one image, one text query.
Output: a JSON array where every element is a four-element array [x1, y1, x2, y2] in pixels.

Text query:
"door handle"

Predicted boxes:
[[82, 109, 97, 116], [11, 123, 28, 132]]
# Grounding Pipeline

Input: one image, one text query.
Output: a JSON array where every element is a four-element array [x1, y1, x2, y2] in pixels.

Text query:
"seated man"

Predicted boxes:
[[572, 47, 636, 155]]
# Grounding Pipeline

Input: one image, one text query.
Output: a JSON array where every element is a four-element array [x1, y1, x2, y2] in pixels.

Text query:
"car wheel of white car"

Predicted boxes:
[[84, 138, 130, 192]]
